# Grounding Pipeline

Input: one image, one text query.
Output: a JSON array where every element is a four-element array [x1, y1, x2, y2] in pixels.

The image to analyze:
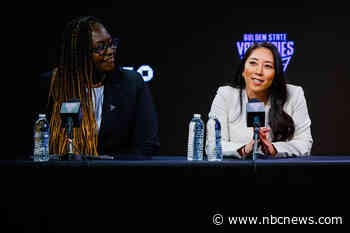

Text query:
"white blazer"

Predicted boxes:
[[208, 84, 313, 158]]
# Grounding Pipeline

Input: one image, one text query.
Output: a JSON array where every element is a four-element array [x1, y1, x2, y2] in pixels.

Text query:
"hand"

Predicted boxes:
[[258, 127, 277, 156], [240, 140, 254, 158]]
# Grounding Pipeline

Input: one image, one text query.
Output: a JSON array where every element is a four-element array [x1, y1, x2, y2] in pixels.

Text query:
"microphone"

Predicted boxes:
[[246, 99, 265, 160], [60, 99, 81, 127], [60, 99, 81, 159], [246, 98, 265, 128]]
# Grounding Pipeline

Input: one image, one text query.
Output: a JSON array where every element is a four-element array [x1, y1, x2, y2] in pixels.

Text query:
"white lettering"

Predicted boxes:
[[236, 42, 245, 55]]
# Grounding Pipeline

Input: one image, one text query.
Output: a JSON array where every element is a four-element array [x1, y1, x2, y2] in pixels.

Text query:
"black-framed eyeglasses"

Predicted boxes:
[[91, 37, 119, 56]]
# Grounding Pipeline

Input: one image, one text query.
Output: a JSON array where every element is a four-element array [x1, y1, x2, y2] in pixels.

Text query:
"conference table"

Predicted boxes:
[[2, 155, 350, 231], [1, 155, 350, 184]]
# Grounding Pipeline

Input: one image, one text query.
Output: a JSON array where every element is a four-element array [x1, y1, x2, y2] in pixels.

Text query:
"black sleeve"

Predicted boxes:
[[133, 82, 160, 156]]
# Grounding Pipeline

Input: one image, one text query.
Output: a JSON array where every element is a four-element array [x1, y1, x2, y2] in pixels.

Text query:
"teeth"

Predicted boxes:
[[253, 78, 263, 83]]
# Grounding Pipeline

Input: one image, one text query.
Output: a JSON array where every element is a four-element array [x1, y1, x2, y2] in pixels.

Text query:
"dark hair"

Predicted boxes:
[[230, 42, 295, 142], [49, 16, 105, 155]]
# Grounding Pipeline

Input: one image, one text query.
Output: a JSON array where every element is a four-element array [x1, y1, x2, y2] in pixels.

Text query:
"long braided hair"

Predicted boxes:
[[48, 16, 103, 155]]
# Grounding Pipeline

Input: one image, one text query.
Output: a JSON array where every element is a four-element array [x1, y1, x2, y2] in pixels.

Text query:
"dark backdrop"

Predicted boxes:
[[9, 2, 350, 158]]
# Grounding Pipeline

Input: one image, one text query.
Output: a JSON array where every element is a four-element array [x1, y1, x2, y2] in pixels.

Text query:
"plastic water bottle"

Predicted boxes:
[[33, 114, 50, 162], [187, 114, 204, 161], [205, 116, 223, 161]]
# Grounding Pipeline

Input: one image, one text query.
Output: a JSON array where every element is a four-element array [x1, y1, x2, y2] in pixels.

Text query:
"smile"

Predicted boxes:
[[103, 58, 114, 63], [252, 78, 264, 84]]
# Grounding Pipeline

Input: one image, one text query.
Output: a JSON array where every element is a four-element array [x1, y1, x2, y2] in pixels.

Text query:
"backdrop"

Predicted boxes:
[[11, 2, 350, 157]]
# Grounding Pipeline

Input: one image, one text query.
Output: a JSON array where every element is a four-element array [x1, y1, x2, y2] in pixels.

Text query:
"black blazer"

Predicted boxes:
[[38, 68, 160, 157]]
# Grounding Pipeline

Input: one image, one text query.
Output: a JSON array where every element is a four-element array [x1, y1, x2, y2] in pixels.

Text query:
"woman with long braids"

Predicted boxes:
[[208, 42, 313, 158], [40, 16, 159, 157]]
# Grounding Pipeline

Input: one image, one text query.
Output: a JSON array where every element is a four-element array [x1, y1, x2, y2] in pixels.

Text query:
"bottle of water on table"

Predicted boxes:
[[33, 114, 50, 162], [187, 114, 204, 161], [205, 116, 223, 161]]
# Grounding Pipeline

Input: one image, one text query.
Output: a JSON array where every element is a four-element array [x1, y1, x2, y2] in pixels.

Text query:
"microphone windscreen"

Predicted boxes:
[[60, 101, 81, 114], [246, 99, 265, 127], [60, 100, 82, 128], [246, 99, 264, 113]]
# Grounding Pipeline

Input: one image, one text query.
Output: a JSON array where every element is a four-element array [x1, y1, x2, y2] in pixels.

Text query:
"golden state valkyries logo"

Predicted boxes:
[[236, 33, 294, 72]]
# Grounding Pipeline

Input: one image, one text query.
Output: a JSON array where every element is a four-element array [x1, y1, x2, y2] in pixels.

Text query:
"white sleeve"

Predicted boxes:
[[209, 87, 243, 159], [272, 86, 313, 157]]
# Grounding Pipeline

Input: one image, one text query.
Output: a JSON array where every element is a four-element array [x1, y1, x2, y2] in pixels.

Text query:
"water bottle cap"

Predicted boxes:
[[38, 114, 46, 118], [193, 114, 201, 118]]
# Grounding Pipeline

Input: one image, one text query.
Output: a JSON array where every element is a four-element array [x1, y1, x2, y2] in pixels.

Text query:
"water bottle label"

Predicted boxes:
[[206, 119, 215, 157], [193, 121, 204, 160], [188, 118, 204, 161], [33, 116, 50, 161], [187, 122, 195, 160], [206, 117, 222, 161], [215, 119, 222, 160]]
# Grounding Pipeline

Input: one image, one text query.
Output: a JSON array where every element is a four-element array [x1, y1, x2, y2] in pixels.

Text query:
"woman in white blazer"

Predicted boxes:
[[209, 42, 313, 158]]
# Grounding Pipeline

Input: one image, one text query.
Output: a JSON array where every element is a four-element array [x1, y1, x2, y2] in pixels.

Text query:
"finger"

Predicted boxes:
[[259, 129, 268, 136], [260, 127, 270, 133], [259, 136, 267, 144], [258, 131, 268, 140], [259, 134, 271, 145]]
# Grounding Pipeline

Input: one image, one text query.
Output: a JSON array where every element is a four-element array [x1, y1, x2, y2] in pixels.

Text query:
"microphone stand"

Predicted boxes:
[[65, 117, 74, 160], [252, 116, 261, 161], [253, 125, 259, 161], [252, 120, 260, 173]]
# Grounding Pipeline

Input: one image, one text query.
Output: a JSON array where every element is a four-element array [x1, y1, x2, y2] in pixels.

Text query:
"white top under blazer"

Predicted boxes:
[[208, 84, 313, 158]]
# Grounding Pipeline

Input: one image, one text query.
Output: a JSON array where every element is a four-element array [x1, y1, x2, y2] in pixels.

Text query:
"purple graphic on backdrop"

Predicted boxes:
[[236, 33, 294, 72]]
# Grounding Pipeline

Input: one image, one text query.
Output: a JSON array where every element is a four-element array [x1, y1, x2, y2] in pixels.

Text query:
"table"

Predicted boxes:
[[1, 155, 350, 231], [1, 155, 350, 184]]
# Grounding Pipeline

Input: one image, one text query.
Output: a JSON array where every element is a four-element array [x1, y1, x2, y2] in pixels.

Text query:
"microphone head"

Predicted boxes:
[[246, 99, 265, 127], [60, 102, 81, 115], [60, 99, 81, 128], [246, 99, 265, 113]]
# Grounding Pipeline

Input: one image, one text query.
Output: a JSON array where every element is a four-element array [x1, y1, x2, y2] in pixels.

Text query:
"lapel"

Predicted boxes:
[[98, 69, 123, 138]]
